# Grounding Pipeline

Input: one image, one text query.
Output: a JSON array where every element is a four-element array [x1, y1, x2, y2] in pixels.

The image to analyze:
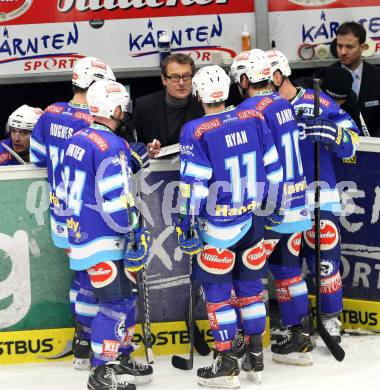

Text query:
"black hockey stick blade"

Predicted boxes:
[[317, 320, 345, 362], [172, 271, 195, 370], [171, 353, 193, 370], [193, 321, 210, 356]]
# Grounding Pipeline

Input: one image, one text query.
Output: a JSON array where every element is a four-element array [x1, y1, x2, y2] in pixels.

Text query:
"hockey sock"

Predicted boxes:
[[203, 282, 237, 351], [91, 297, 136, 366], [70, 273, 80, 316], [234, 279, 266, 336], [75, 271, 98, 340], [118, 305, 137, 357], [306, 256, 343, 315], [320, 272, 343, 314], [270, 264, 309, 327]]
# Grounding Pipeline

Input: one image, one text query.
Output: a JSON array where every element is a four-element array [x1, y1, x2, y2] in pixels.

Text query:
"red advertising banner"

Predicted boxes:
[[269, 0, 380, 12], [0, 0, 254, 26]]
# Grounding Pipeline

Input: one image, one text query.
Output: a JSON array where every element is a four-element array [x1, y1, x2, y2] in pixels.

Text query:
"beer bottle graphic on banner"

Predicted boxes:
[[158, 31, 171, 64], [241, 25, 251, 51]]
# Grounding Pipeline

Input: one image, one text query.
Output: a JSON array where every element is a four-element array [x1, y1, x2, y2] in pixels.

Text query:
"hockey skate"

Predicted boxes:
[[197, 350, 240, 389], [241, 335, 264, 384], [114, 355, 153, 385], [72, 323, 91, 370], [322, 313, 342, 344], [271, 316, 313, 366], [87, 364, 136, 390]]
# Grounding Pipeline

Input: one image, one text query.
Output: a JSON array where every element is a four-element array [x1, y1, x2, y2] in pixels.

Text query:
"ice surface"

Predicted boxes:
[[0, 335, 379, 390]]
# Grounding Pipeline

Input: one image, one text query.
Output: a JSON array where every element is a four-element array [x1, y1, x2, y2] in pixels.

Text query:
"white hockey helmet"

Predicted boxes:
[[72, 56, 114, 89], [230, 49, 272, 84], [7, 104, 43, 132], [266, 49, 292, 77], [192, 65, 230, 103], [87, 80, 130, 119]]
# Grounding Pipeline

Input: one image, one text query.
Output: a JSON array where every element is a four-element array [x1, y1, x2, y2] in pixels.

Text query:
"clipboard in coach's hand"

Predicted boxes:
[[154, 143, 179, 158]]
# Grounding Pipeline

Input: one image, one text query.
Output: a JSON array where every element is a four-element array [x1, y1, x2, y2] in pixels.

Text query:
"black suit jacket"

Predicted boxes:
[[329, 61, 380, 137], [133, 89, 204, 146]]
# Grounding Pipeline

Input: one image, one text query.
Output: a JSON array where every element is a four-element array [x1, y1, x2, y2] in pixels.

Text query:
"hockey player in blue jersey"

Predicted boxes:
[[30, 56, 117, 371], [230, 49, 314, 365], [0, 105, 42, 166], [267, 49, 360, 360], [175, 65, 284, 387], [60, 79, 152, 390]]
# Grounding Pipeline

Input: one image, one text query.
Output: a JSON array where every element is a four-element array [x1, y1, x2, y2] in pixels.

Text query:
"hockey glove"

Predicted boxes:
[[130, 142, 149, 174], [124, 227, 152, 272], [264, 208, 284, 230], [303, 118, 344, 153], [174, 215, 202, 255]]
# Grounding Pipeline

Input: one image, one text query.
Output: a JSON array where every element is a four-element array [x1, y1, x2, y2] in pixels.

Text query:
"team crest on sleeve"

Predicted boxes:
[[242, 239, 266, 270], [303, 220, 339, 251], [197, 245, 235, 274], [288, 232, 302, 256], [87, 261, 117, 288]]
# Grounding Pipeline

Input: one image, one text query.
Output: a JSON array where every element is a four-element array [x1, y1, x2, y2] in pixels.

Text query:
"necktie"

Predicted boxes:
[[352, 72, 360, 97]]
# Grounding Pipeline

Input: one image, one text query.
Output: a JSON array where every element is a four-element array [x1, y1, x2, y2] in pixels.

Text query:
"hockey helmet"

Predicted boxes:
[[7, 104, 43, 132], [87, 80, 130, 119], [266, 49, 292, 78], [72, 56, 115, 89], [230, 49, 272, 85], [192, 65, 230, 103]]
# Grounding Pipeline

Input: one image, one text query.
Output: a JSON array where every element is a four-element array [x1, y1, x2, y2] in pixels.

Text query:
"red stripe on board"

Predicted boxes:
[[269, 0, 380, 12], [0, 0, 254, 26]]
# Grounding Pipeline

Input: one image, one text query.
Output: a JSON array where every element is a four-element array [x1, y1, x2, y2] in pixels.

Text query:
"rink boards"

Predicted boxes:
[[0, 298, 379, 365]]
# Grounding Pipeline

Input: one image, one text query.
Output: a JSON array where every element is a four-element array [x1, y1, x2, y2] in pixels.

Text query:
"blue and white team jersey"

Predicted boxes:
[[60, 123, 134, 271], [0, 138, 20, 166], [238, 91, 311, 233], [180, 106, 283, 248], [291, 88, 360, 213], [30, 101, 93, 248]]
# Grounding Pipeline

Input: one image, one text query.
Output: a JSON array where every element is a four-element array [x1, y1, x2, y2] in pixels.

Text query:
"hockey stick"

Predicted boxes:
[[313, 79, 345, 362], [120, 151, 154, 364], [134, 172, 154, 364], [172, 208, 197, 370], [172, 253, 195, 370], [191, 284, 211, 356]]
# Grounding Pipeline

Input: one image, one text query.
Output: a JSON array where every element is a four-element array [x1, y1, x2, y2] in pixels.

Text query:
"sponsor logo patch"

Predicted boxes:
[[320, 272, 342, 295], [45, 104, 64, 114], [263, 239, 279, 258], [303, 219, 339, 251], [237, 109, 264, 121], [0, 0, 33, 22], [255, 97, 273, 111], [288, 232, 302, 257], [194, 118, 222, 139], [87, 131, 109, 152], [73, 111, 93, 124], [102, 340, 120, 358], [197, 246, 235, 274], [242, 239, 266, 270], [87, 261, 117, 288]]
